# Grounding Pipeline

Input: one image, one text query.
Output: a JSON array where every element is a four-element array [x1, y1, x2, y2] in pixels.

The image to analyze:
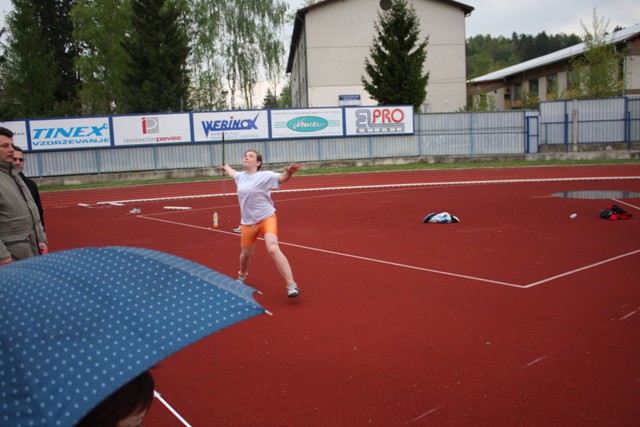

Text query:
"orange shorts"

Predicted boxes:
[[240, 214, 278, 247]]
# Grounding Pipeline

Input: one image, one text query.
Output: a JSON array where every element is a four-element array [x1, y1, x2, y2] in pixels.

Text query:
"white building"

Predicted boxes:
[[286, 0, 474, 112], [468, 24, 640, 110]]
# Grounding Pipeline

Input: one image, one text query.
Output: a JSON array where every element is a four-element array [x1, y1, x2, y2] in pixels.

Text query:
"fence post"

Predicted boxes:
[[571, 106, 579, 152]]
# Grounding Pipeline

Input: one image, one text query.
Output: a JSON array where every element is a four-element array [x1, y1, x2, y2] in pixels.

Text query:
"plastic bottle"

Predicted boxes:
[[213, 211, 219, 228]]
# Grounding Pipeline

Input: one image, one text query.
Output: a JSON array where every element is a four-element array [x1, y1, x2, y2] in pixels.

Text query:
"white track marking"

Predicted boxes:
[[138, 215, 523, 288], [610, 198, 640, 211], [523, 356, 548, 368], [94, 176, 640, 205], [523, 249, 640, 288], [127, 175, 640, 290], [273, 239, 524, 288], [154, 391, 192, 427], [619, 309, 638, 321], [410, 406, 440, 422]]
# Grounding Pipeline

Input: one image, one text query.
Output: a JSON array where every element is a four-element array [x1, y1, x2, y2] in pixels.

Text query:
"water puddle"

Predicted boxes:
[[551, 190, 640, 199]]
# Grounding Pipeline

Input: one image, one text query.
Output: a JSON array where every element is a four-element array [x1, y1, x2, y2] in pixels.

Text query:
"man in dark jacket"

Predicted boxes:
[[0, 127, 48, 265], [12, 145, 45, 230]]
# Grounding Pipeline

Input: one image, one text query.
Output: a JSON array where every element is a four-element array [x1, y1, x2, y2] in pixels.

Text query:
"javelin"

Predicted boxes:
[[221, 131, 226, 201]]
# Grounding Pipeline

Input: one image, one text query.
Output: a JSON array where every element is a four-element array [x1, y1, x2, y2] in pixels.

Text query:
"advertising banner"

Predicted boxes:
[[29, 117, 112, 150], [0, 121, 29, 150], [192, 110, 269, 142], [344, 106, 414, 136], [271, 108, 343, 139], [112, 114, 192, 146]]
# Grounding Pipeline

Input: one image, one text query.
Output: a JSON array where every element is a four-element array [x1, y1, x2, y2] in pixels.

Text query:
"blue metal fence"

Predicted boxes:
[[22, 96, 639, 178], [539, 97, 640, 151]]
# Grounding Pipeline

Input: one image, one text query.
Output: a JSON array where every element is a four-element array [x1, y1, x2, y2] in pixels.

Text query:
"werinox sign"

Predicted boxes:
[[192, 110, 269, 142]]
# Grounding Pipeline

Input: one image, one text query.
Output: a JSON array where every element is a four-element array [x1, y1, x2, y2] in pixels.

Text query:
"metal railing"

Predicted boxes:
[[22, 96, 639, 178]]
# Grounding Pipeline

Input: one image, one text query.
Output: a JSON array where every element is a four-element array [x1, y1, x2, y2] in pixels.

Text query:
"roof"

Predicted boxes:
[[286, 0, 475, 73], [468, 23, 640, 83]]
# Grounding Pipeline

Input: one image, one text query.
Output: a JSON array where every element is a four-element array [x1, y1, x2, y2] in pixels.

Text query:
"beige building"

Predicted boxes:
[[468, 24, 640, 110], [286, 0, 474, 112]]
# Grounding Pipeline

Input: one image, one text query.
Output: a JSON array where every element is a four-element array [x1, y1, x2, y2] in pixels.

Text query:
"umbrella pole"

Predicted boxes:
[[154, 391, 193, 427]]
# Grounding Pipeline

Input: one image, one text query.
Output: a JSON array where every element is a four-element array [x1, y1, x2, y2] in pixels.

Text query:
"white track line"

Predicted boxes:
[[129, 175, 640, 290], [610, 198, 640, 211], [94, 176, 640, 205], [523, 249, 640, 288], [154, 391, 192, 427], [138, 215, 523, 288]]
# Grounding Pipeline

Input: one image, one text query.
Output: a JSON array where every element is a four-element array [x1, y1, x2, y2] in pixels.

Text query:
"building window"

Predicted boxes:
[[513, 83, 522, 100], [529, 79, 539, 97], [567, 69, 580, 92], [546, 74, 558, 96]]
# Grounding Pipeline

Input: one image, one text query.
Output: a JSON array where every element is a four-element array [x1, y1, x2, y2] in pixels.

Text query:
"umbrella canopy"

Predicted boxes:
[[0, 246, 266, 427]]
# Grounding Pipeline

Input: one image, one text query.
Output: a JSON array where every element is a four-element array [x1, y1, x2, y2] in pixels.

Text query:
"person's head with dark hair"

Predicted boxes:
[[0, 127, 15, 165], [0, 126, 14, 139], [12, 145, 25, 171], [244, 149, 263, 171], [75, 370, 155, 427]]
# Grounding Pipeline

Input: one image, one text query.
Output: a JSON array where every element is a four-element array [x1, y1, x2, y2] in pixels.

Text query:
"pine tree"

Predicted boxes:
[[0, 0, 60, 119], [122, 0, 190, 113], [0, 0, 79, 118], [262, 88, 278, 108], [361, 0, 429, 111]]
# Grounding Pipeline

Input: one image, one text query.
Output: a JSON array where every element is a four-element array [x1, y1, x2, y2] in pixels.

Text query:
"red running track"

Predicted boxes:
[[41, 164, 640, 426]]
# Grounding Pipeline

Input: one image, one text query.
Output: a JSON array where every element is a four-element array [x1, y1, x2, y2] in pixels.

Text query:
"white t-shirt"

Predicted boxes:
[[234, 171, 281, 225]]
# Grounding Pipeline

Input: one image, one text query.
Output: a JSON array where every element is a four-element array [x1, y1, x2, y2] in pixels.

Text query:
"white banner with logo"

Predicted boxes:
[[29, 117, 112, 150], [271, 108, 343, 139], [0, 121, 29, 150], [192, 110, 269, 142], [112, 114, 192, 146], [344, 106, 414, 136]]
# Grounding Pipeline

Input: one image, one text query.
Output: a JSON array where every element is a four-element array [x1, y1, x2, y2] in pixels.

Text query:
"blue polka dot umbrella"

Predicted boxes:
[[0, 246, 267, 427]]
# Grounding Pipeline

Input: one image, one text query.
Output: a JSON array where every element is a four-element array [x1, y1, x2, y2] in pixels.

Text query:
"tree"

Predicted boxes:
[[187, 0, 288, 110], [71, 0, 133, 115], [40, 0, 80, 115], [121, 0, 190, 113], [466, 32, 581, 79], [277, 82, 291, 108], [185, 0, 225, 111], [568, 9, 623, 99], [218, 0, 287, 110], [0, 0, 79, 118], [362, 0, 429, 111], [0, 0, 60, 119], [262, 88, 278, 108], [0, 27, 6, 68]]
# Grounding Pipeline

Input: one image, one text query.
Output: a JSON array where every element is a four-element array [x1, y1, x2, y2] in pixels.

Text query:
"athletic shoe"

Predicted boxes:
[[287, 282, 300, 299], [237, 272, 247, 284], [233, 226, 241, 233]]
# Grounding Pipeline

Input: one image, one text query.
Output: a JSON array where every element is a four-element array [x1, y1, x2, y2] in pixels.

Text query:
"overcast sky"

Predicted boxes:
[[1, 0, 638, 39], [286, 0, 639, 38]]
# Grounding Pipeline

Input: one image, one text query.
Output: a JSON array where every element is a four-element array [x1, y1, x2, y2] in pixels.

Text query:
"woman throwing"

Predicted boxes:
[[222, 150, 301, 299]]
